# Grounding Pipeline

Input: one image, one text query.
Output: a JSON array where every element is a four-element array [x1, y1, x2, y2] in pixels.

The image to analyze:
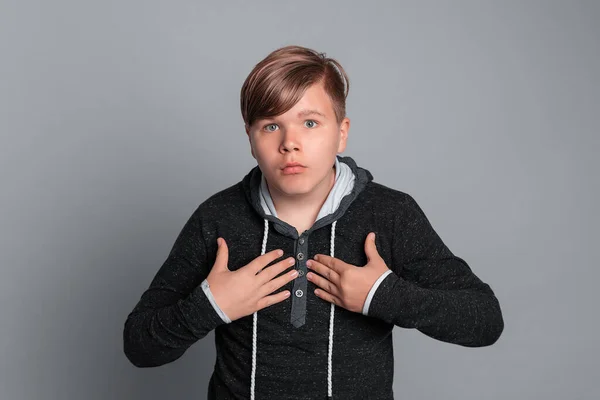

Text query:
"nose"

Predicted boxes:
[[280, 129, 301, 153]]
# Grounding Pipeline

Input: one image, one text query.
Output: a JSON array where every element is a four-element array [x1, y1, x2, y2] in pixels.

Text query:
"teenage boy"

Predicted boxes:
[[124, 45, 504, 400]]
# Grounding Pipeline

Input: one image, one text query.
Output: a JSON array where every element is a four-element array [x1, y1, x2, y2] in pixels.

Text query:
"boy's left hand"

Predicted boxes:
[[306, 232, 390, 314]]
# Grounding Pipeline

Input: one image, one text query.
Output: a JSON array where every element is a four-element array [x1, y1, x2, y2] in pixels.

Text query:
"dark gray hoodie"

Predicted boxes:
[[123, 155, 504, 400]]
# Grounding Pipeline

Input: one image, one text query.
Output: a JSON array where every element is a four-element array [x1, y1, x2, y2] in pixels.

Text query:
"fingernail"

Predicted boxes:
[[278, 249, 284, 256], [290, 270, 298, 277]]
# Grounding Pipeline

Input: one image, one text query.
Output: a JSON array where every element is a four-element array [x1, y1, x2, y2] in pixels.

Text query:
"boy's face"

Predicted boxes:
[[245, 82, 350, 199]]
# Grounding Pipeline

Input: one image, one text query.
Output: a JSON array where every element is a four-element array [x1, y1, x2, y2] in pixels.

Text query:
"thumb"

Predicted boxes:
[[364, 232, 380, 263], [215, 237, 229, 271]]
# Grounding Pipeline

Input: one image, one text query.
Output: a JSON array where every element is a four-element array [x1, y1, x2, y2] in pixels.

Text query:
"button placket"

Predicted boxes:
[[290, 234, 309, 327]]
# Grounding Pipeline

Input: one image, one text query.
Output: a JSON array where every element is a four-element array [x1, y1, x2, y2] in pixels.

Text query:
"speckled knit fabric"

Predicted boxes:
[[123, 156, 504, 400]]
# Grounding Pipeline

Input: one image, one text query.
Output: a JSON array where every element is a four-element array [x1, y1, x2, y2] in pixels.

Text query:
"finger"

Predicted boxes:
[[307, 270, 340, 297], [313, 254, 347, 274], [314, 288, 342, 307], [306, 259, 340, 285], [256, 257, 296, 283], [364, 232, 379, 263], [259, 268, 299, 297], [256, 290, 291, 311], [248, 249, 285, 274], [215, 237, 229, 271]]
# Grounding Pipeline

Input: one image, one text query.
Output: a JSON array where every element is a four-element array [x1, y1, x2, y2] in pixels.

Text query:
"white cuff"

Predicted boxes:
[[201, 279, 231, 323], [362, 270, 393, 316]]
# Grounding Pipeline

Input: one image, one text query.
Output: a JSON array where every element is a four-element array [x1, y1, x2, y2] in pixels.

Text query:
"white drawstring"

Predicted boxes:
[[327, 220, 337, 399], [250, 219, 338, 400], [250, 218, 270, 400]]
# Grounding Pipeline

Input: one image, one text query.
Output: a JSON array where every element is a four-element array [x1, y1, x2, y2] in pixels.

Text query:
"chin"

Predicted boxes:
[[270, 176, 315, 196]]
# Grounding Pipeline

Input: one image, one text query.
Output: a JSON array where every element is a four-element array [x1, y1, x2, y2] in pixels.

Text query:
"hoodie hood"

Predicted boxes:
[[240, 155, 373, 400], [242, 155, 373, 238]]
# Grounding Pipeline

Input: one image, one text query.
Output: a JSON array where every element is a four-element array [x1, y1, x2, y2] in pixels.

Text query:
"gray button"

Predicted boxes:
[[297, 252, 304, 261], [295, 289, 304, 297], [299, 238, 305, 245], [298, 270, 304, 277]]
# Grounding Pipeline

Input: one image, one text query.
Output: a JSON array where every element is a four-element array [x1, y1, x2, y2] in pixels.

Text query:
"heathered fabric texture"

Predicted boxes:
[[123, 156, 504, 400], [201, 155, 388, 322]]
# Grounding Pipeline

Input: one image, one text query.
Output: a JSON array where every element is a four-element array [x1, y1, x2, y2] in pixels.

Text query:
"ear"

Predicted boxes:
[[337, 117, 350, 153], [245, 125, 256, 159]]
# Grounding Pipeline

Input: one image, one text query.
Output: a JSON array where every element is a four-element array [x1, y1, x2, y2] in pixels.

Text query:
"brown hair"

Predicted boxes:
[[240, 45, 350, 128]]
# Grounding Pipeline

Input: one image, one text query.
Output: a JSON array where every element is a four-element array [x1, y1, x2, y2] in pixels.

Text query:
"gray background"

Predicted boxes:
[[1, 1, 598, 399]]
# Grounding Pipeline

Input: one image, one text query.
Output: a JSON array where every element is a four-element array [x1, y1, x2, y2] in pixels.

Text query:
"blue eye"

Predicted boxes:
[[264, 123, 278, 132], [304, 120, 318, 128]]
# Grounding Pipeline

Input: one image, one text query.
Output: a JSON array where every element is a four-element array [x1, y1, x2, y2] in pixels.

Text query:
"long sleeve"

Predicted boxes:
[[201, 278, 232, 323], [362, 270, 393, 315], [367, 195, 504, 347], [123, 206, 227, 368]]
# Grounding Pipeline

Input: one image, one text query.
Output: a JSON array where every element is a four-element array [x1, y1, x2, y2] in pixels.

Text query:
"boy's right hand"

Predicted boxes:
[[205, 237, 299, 322]]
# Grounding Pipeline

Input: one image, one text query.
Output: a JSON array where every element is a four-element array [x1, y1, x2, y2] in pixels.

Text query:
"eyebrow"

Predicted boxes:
[[297, 109, 327, 119]]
